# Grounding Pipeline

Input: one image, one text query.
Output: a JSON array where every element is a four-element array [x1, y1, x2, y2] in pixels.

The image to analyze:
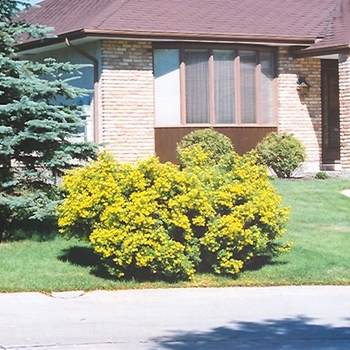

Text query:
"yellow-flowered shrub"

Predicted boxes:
[[59, 151, 214, 280], [58, 151, 120, 240], [197, 153, 291, 275], [58, 145, 290, 281]]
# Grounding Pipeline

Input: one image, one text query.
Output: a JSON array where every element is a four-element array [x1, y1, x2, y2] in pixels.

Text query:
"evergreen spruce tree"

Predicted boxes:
[[0, 1, 98, 238]]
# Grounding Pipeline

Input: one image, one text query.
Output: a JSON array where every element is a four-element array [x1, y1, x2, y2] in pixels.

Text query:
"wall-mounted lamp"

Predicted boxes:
[[297, 76, 311, 96]]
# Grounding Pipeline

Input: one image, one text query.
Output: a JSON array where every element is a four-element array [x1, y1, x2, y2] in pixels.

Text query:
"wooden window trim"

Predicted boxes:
[[256, 51, 262, 125], [209, 50, 215, 124], [236, 52, 242, 125], [180, 50, 186, 125]]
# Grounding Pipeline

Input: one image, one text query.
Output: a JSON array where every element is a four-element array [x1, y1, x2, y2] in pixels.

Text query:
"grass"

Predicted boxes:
[[0, 178, 350, 292]]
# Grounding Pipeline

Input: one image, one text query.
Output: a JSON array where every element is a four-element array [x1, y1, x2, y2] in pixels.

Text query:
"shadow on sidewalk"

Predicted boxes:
[[152, 316, 350, 349]]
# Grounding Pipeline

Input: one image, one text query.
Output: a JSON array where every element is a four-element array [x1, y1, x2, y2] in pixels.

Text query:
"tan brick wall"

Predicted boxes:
[[100, 40, 155, 162], [277, 48, 322, 170], [338, 54, 350, 170]]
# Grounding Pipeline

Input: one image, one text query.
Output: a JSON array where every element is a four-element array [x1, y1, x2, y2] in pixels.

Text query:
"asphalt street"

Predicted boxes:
[[1, 286, 350, 349]]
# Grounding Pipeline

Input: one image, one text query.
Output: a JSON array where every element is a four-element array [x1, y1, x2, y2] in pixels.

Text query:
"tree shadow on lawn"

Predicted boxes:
[[2, 218, 59, 242], [151, 316, 350, 349], [58, 245, 115, 280]]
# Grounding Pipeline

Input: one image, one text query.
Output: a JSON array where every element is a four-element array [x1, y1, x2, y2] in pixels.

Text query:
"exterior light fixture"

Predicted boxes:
[[297, 76, 311, 96]]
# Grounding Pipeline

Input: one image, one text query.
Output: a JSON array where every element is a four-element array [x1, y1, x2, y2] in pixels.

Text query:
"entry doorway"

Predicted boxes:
[[321, 60, 340, 164]]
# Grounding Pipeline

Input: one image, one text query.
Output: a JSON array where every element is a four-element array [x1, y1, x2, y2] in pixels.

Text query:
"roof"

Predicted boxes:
[[298, 0, 350, 55], [17, 0, 350, 54]]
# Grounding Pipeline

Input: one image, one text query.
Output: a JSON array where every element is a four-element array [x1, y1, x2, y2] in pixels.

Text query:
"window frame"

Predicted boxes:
[[153, 43, 278, 127]]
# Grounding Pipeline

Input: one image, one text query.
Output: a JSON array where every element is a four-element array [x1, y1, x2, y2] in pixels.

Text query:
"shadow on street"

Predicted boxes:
[[152, 316, 350, 349]]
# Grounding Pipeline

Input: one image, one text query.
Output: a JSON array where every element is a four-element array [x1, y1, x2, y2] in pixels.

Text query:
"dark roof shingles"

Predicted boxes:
[[21, 0, 344, 45], [303, 0, 350, 51]]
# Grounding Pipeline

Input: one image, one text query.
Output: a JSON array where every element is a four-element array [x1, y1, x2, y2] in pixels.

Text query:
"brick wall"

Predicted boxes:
[[100, 40, 155, 162], [277, 48, 322, 171], [338, 54, 350, 170]]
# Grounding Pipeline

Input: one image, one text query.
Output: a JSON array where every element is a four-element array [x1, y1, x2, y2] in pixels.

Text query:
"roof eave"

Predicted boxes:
[[16, 28, 317, 52], [291, 44, 350, 58]]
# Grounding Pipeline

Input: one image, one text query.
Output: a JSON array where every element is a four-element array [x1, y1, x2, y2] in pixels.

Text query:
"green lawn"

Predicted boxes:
[[1, 178, 350, 292]]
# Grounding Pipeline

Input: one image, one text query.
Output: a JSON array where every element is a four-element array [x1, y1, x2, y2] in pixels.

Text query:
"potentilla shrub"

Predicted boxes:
[[59, 151, 214, 280], [255, 132, 306, 178], [194, 151, 291, 275], [58, 151, 120, 241], [58, 149, 290, 281]]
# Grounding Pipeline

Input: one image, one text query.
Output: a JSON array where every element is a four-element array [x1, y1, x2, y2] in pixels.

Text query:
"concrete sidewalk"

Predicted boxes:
[[1, 286, 350, 349]]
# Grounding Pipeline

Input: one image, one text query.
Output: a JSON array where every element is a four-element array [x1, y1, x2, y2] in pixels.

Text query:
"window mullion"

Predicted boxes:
[[209, 50, 215, 124], [236, 52, 241, 125], [180, 49, 186, 125], [257, 51, 262, 125], [273, 52, 278, 125]]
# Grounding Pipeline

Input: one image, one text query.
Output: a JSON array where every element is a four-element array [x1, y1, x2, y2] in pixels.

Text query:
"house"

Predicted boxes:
[[17, 0, 350, 171]]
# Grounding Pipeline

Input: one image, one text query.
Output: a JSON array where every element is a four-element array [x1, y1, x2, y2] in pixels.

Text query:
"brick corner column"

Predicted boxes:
[[338, 53, 350, 171]]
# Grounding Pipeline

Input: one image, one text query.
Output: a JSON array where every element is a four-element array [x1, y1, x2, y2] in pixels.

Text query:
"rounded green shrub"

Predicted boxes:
[[255, 132, 306, 178], [315, 171, 328, 179], [176, 128, 237, 167], [58, 149, 290, 281]]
